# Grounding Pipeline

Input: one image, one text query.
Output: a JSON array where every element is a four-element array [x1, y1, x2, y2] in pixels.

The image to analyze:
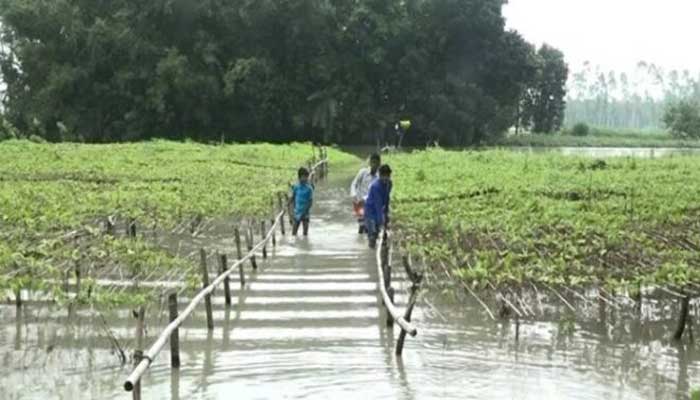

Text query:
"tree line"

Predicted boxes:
[[566, 61, 700, 131], [0, 0, 568, 145]]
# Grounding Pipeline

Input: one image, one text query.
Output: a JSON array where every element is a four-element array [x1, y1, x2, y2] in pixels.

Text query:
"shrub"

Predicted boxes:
[[571, 122, 590, 137], [663, 100, 700, 139]]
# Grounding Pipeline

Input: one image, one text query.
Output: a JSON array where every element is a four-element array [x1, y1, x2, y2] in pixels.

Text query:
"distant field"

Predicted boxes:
[[497, 127, 700, 148]]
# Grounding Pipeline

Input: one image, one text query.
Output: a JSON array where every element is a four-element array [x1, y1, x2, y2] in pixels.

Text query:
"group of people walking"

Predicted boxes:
[[289, 153, 392, 249], [350, 153, 392, 248]]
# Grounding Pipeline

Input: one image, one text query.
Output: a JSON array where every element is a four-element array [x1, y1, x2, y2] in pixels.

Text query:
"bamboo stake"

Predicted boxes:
[[271, 218, 277, 247], [105, 217, 115, 236], [375, 234, 417, 336], [261, 220, 268, 259], [168, 293, 180, 368], [245, 224, 258, 270], [133, 306, 145, 400], [219, 254, 231, 306], [234, 227, 245, 287], [129, 219, 137, 239], [396, 278, 422, 356], [277, 194, 286, 235], [673, 295, 690, 341], [381, 242, 394, 326], [200, 249, 214, 330]]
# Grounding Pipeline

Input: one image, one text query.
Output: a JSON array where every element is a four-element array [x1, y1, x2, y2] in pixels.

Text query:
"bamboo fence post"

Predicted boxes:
[[128, 219, 137, 239], [381, 237, 394, 326], [75, 262, 81, 297], [261, 220, 268, 259], [234, 227, 245, 287], [396, 278, 422, 356], [284, 193, 292, 225], [200, 249, 214, 330], [105, 217, 115, 236], [245, 224, 258, 270], [168, 293, 180, 368], [673, 295, 691, 341], [219, 254, 231, 306], [277, 194, 286, 235], [133, 306, 145, 400], [271, 218, 277, 247]]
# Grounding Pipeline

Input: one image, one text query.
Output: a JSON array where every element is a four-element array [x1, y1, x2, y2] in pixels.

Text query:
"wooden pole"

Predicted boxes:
[[106, 217, 115, 236], [168, 293, 180, 368], [245, 224, 258, 270], [277, 194, 286, 235], [75, 262, 81, 297], [396, 278, 422, 356], [219, 254, 231, 306], [133, 306, 145, 400], [673, 295, 691, 341], [200, 249, 214, 330], [271, 218, 277, 247], [284, 193, 292, 225], [234, 227, 246, 287], [261, 220, 268, 259], [381, 239, 394, 326], [129, 219, 137, 239], [14, 289, 21, 308]]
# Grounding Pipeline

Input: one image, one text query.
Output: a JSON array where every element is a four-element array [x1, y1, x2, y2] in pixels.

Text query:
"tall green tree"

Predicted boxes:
[[0, 0, 560, 146], [520, 44, 569, 134]]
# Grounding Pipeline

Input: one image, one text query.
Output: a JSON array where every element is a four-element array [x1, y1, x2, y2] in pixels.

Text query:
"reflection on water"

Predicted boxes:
[[343, 145, 700, 159], [511, 146, 700, 158], [1, 177, 699, 399]]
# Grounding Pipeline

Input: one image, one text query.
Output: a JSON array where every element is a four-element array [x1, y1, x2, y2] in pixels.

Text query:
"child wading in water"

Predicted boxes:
[[364, 164, 392, 249], [291, 167, 314, 236]]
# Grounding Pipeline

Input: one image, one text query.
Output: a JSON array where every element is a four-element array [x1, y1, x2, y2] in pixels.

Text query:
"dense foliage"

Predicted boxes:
[[388, 149, 700, 294], [0, 0, 567, 146], [0, 140, 356, 305], [663, 100, 700, 139], [518, 45, 568, 134]]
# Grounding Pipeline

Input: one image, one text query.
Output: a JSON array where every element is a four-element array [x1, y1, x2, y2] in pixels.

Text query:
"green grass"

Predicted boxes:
[[0, 140, 357, 305], [496, 127, 700, 148], [386, 148, 700, 294]]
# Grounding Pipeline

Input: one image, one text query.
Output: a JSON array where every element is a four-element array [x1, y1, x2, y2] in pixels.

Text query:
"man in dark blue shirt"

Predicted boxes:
[[364, 164, 392, 249]]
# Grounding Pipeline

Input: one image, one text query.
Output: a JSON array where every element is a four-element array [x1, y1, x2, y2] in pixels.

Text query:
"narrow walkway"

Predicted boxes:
[[140, 175, 414, 399]]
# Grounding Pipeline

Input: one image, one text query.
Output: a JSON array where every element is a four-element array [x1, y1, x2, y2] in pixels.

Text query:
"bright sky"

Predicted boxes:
[[503, 0, 700, 73]]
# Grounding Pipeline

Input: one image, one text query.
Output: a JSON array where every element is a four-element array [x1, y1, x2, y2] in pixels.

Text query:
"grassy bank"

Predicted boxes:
[[386, 148, 700, 298], [0, 140, 357, 305], [496, 127, 700, 148]]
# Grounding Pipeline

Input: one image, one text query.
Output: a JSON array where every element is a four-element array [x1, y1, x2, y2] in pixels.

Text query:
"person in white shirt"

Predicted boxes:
[[350, 153, 381, 234]]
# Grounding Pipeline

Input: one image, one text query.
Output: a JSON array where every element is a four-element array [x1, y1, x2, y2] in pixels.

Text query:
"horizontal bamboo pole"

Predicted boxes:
[[124, 209, 284, 392], [375, 233, 417, 337]]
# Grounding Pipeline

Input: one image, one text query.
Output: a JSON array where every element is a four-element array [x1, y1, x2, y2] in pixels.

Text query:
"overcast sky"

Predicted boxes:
[[503, 0, 700, 73]]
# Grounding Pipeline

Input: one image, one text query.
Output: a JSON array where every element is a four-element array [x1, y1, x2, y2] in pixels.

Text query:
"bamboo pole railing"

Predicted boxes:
[[376, 231, 418, 339], [124, 151, 329, 394]]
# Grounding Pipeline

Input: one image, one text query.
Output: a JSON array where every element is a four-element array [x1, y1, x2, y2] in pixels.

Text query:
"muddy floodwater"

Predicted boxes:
[[2, 173, 700, 399]]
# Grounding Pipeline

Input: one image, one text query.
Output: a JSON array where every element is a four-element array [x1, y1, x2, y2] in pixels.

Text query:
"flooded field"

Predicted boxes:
[[1, 175, 699, 399]]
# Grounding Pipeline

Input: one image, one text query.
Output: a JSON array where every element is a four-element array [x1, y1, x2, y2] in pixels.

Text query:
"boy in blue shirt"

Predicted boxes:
[[291, 167, 314, 236], [364, 164, 392, 249]]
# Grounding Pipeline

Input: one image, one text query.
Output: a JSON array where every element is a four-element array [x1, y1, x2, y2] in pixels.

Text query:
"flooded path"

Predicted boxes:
[[2, 174, 700, 399]]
